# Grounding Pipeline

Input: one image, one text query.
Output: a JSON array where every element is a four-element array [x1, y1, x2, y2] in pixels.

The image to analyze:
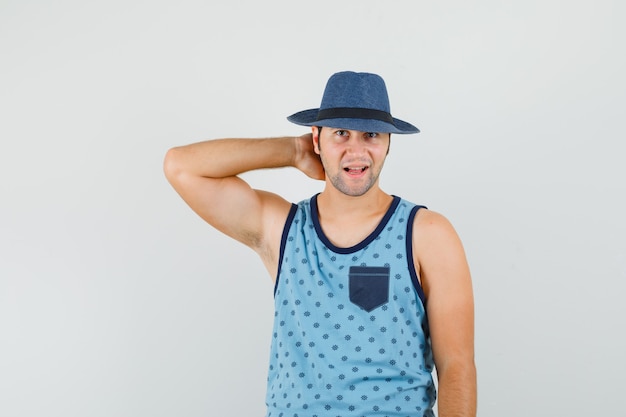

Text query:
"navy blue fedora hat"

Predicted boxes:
[[287, 71, 419, 134]]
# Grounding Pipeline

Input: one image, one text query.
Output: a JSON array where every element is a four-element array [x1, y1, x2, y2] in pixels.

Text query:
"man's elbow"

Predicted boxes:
[[163, 147, 184, 185]]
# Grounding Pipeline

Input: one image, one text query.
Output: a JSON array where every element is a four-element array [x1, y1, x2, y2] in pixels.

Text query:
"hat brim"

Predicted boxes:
[[287, 108, 419, 134]]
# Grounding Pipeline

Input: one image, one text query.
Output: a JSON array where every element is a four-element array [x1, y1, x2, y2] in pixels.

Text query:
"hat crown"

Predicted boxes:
[[286, 70, 419, 134], [319, 71, 391, 113]]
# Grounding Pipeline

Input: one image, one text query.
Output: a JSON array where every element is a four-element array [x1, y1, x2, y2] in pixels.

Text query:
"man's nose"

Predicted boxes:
[[345, 136, 366, 155]]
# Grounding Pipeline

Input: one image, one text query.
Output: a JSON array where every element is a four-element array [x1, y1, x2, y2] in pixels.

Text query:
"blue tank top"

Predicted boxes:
[[266, 194, 435, 417]]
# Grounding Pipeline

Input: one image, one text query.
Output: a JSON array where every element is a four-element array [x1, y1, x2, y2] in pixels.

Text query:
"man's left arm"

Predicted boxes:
[[413, 210, 476, 417]]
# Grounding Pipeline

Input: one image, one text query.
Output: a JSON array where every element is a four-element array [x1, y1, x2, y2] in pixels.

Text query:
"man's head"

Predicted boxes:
[[287, 71, 419, 135], [288, 71, 417, 197], [311, 126, 390, 197]]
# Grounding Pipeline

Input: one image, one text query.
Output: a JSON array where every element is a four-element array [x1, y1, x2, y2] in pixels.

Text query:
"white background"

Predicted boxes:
[[1, 1, 624, 416]]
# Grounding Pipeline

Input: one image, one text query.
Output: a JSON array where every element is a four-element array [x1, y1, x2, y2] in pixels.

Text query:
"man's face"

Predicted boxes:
[[313, 127, 390, 197]]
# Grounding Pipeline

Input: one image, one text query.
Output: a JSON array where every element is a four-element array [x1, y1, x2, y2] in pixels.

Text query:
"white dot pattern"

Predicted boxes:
[[266, 195, 436, 417]]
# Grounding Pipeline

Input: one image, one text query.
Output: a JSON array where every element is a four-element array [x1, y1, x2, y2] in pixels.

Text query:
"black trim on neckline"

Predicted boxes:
[[310, 194, 401, 254]]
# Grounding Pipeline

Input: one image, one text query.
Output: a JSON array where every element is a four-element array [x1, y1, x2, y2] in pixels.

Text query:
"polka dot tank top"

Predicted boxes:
[[266, 194, 436, 417]]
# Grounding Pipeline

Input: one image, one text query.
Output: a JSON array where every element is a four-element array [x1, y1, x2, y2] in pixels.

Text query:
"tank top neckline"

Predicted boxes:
[[310, 193, 401, 255]]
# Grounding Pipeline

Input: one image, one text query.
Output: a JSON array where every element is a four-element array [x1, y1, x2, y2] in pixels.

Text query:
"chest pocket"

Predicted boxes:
[[349, 266, 390, 312]]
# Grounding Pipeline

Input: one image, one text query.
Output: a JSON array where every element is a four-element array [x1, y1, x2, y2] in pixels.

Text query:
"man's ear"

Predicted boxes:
[[312, 126, 321, 155]]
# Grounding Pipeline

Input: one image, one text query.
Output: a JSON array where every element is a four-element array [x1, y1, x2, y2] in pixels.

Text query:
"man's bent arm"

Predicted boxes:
[[163, 134, 323, 263]]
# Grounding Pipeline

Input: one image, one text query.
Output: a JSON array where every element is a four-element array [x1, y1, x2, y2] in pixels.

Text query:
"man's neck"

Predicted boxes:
[[316, 185, 392, 222], [314, 185, 393, 248]]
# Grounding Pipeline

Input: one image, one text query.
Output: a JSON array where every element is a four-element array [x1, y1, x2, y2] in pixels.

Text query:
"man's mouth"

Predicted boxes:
[[344, 166, 368, 175]]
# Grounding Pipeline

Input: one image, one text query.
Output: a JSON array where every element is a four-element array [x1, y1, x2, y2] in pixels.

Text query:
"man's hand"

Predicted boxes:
[[294, 133, 325, 180]]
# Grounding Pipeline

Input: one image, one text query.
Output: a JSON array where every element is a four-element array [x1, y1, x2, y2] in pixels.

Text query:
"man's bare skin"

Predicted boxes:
[[164, 72, 476, 416]]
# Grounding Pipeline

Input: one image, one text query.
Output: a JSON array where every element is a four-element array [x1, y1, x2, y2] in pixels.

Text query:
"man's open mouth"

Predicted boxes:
[[344, 166, 368, 174]]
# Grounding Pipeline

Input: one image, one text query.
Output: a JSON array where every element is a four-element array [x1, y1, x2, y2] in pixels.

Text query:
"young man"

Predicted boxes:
[[164, 71, 476, 417]]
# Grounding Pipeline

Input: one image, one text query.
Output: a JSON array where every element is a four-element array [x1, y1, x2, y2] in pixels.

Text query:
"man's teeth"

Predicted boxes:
[[345, 167, 367, 172]]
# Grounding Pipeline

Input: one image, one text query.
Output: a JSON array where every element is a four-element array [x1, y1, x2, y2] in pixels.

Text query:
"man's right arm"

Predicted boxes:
[[163, 134, 323, 271]]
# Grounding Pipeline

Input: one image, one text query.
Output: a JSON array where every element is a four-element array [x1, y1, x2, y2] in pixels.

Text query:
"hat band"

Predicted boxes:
[[316, 107, 394, 124]]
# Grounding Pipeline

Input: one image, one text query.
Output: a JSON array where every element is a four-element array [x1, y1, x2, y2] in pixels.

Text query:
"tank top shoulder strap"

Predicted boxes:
[[405, 203, 428, 306], [274, 203, 298, 295]]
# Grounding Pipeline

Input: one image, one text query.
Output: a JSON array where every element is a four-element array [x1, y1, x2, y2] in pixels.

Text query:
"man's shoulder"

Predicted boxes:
[[408, 206, 464, 250], [411, 207, 465, 264], [412, 207, 454, 233]]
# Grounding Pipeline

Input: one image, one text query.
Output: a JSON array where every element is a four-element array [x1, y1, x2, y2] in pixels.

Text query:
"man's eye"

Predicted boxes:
[[336, 130, 348, 136], [366, 132, 378, 138]]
